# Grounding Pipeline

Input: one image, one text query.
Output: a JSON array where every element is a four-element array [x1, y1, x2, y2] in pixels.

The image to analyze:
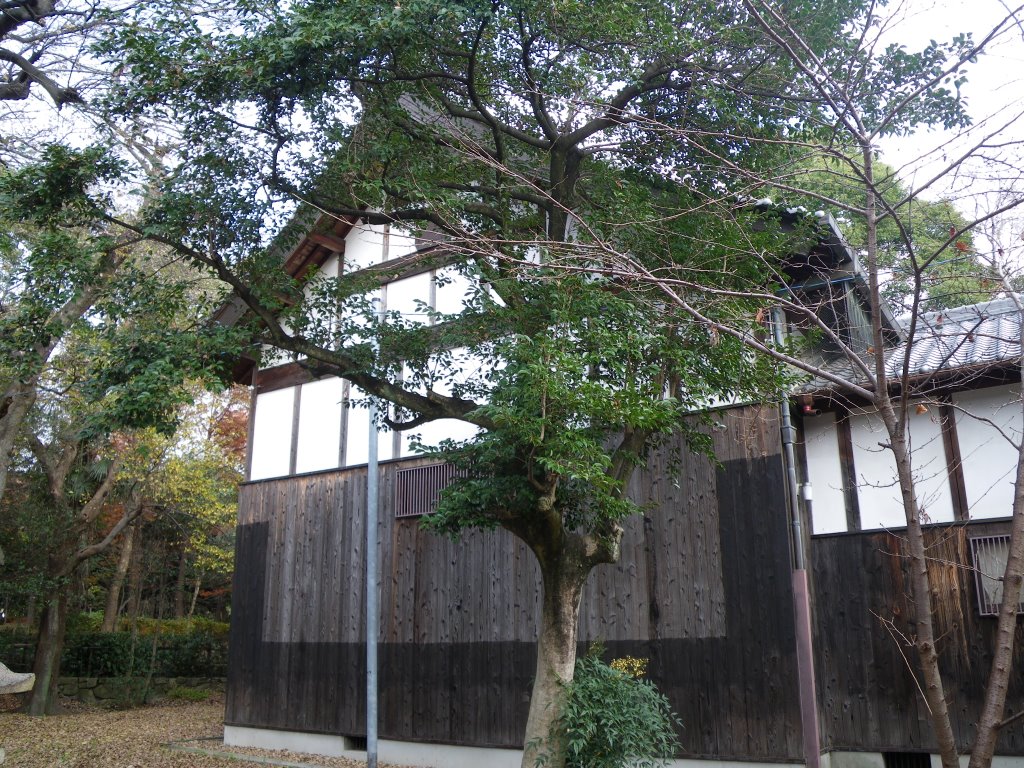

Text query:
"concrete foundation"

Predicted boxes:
[[221, 730, 1024, 768]]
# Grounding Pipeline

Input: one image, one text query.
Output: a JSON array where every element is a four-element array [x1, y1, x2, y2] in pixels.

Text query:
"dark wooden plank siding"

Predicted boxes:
[[812, 522, 1024, 754], [226, 405, 803, 759]]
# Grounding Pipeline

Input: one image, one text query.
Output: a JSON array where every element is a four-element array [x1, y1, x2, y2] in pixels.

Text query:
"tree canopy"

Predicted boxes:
[[87, 1, 905, 764]]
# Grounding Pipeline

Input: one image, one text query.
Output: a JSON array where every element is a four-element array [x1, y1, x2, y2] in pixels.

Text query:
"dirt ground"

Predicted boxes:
[[0, 693, 413, 768]]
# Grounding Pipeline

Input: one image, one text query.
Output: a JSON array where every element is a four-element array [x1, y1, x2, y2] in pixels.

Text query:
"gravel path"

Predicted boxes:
[[0, 694, 413, 768]]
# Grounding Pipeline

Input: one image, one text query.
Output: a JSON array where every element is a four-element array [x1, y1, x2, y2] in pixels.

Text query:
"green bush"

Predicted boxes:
[[153, 630, 227, 677], [557, 645, 681, 768], [0, 628, 35, 671], [1, 618, 229, 678], [116, 616, 229, 638], [166, 685, 211, 702], [65, 611, 104, 634], [63, 632, 135, 677]]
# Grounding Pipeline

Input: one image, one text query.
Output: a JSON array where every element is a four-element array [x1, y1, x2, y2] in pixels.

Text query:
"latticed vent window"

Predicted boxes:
[[394, 463, 462, 518], [970, 535, 1023, 616]]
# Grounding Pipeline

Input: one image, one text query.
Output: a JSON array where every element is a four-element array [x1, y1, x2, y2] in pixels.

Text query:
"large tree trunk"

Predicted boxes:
[[101, 520, 137, 632], [25, 590, 68, 716], [521, 555, 591, 768]]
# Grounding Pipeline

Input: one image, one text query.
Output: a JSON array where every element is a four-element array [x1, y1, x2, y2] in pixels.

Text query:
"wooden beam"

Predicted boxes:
[[256, 361, 317, 393], [835, 408, 862, 532], [308, 231, 348, 253], [939, 397, 970, 522]]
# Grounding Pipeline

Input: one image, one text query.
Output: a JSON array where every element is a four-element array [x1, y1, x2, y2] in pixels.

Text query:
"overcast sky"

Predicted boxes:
[[877, 0, 1024, 199]]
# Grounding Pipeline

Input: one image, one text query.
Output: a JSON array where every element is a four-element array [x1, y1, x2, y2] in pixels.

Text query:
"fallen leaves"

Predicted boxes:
[[0, 695, 414, 768]]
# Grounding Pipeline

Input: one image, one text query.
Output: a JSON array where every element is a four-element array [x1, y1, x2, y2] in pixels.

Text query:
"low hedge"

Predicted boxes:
[[0, 619, 229, 678]]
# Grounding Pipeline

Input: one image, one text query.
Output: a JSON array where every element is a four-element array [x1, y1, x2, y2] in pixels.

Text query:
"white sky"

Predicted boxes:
[[877, 0, 1024, 198]]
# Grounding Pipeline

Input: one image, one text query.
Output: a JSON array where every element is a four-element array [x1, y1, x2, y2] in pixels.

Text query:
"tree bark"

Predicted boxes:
[[101, 520, 136, 632], [25, 590, 68, 716], [520, 554, 591, 768]]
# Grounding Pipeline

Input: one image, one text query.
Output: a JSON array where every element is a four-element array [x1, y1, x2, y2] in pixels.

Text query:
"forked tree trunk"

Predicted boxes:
[[520, 557, 590, 768], [887, 419, 960, 768], [101, 520, 136, 632], [25, 590, 69, 715]]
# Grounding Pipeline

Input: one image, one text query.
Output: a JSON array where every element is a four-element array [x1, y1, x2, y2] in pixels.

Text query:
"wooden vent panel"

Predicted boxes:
[[394, 463, 461, 518]]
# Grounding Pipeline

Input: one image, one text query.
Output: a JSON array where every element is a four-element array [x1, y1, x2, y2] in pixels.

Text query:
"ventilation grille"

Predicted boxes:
[[883, 752, 930, 768], [394, 463, 462, 518], [970, 535, 1023, 616]]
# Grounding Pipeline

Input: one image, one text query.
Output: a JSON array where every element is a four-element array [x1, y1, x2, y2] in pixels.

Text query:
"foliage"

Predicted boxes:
[[92, 0, 871, 762], [552, 645, 680, 768], [608, 656, 648, 678], [0, 143, 246, 715], [0, 623, 228, 678], [66, 613, 229, 638], [165, 685, 211, 702], [783, 154, 998, 312]]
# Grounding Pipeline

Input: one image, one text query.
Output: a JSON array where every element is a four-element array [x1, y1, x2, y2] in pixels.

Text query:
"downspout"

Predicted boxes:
[[772, 308, 821, 768]]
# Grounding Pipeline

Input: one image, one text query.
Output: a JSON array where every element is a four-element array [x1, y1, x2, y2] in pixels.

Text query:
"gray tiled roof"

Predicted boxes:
[[890, 297, 1022, 377], [799, 296, 1023, 395]]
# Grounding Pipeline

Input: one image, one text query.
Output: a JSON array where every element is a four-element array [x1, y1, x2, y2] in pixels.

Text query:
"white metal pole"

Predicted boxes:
[[366, 297, 382, 768]]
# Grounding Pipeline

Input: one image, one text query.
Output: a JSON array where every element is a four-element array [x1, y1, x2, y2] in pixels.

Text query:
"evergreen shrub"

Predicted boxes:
[[558, 645, 681, 768]]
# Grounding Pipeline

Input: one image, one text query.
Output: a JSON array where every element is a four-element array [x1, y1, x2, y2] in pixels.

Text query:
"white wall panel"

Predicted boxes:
[[953, 384, 1023, 519], [850, 406, 953, 529], [386, 272, 431, 324], [343, 223, 387, 272], [400, 418, 481, 458], [435, 268, 474, 316], [344, 385, 393, 465], [295, 378, 344, 474], [802, 412, 847, 534], [387, 227, 418, 260], [250, 387, 296, 480]]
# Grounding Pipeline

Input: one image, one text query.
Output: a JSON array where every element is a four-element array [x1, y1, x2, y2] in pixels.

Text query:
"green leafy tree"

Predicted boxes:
[[552, 4, 1024, 768], [0, 147, 243, 714], [786, 155, 998, 311], [95, 1, 869, 763]]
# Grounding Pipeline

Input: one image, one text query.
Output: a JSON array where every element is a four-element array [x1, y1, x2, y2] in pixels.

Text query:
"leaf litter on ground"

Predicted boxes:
[[0, 693, 417, 768]]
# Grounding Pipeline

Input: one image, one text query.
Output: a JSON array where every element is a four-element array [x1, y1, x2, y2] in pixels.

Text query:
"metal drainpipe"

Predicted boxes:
[[772, 308, 805, 571], [366, 298, 383, 768], [772, 307, 820, 768]]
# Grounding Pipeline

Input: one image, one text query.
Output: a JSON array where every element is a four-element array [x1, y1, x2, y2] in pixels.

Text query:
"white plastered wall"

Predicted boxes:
[[250, 224, 487, 476], [849, 406, 953, 529], [953, 384, 1023, 519], [295, 377, 344, 474], [802, 412, 847, 534], [250, 387, 296, 480]]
